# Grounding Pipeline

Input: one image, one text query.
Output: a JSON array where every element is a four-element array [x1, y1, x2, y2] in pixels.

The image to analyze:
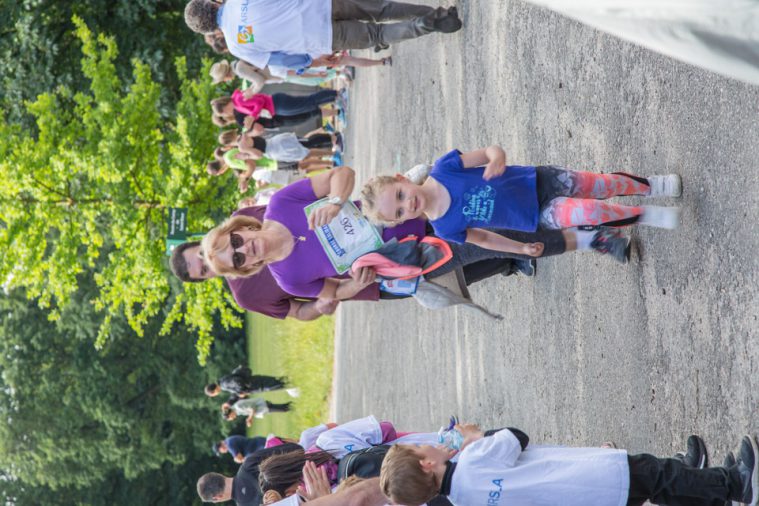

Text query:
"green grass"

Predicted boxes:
[[246, 311, 334, 439]]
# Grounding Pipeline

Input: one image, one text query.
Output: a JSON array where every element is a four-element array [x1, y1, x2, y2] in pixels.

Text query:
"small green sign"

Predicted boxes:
[[167, 208, 188, 240]]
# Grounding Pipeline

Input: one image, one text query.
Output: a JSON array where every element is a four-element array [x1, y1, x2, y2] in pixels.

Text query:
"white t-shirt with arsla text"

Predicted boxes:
[[449, 429, 630, 506]]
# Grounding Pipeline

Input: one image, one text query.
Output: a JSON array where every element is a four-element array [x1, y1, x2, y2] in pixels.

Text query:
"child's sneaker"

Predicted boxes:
[[639, 206, 680, 229], [673, 434, 709, 468], [331, 152, 343, 167], [590, 228, 630, 263], [337, 108, 347, 128], [286, 388, 300, 398], [647, 174, 682, 197], [513, 258, 536, 277], [734, 435, 759, 506]]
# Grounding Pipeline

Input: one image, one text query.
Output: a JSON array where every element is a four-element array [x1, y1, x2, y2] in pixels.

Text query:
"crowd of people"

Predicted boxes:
[[177, 1, 757, 505]]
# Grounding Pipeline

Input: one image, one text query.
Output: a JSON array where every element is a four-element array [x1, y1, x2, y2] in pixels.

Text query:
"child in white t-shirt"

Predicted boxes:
[[379, 422, 758, 506]]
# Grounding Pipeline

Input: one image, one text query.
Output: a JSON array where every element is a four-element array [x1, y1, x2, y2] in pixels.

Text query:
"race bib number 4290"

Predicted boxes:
[[304, 200, 383, 274]]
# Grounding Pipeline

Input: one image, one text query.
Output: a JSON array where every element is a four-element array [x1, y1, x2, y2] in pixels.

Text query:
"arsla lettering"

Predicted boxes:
[[488, 478, 504, 505]]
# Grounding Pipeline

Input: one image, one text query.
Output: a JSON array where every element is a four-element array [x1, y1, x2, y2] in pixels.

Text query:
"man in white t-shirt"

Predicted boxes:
[[379, 423, 759, 506], [184, 0, 462, 78]]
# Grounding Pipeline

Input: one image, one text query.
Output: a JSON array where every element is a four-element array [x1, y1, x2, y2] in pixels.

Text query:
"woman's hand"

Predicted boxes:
[[350, 266, 376, 286], [238, 178, 250, 193], [245, 415, 254, 427], [297, 461, 332, 501], [308, 203, 341, 229], [522, 242, 544, 257]]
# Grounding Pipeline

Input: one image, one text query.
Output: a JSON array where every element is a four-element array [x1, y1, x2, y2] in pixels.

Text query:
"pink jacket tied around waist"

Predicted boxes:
[[351, 236, 452, 280]]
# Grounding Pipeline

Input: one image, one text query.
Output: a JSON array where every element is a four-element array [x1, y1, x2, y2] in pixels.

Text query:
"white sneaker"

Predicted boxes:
[[647, 174, 682, 197], [286, 388, 301, 398], [639, 206, 680, 229]]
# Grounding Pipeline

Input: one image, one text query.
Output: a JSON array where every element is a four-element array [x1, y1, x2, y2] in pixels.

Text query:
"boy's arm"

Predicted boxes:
[[466, 228, 544, 257], [460, 426, 524, 467], [456, 423, 485, 451], [459, 145, 507, 180]]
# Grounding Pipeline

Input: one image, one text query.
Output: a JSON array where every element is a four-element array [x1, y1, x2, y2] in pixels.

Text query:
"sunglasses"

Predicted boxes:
[[230, 232, 246, 270]]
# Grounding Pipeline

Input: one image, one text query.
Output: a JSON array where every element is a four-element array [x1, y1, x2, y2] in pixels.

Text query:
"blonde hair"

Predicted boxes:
[[210, 60, 233, 84], [210, 96, 232, 116], [201, 215, 265, 278], [379, 445, 439, 506], [218, 129, 239, 147], [359, 175, 400, 226]]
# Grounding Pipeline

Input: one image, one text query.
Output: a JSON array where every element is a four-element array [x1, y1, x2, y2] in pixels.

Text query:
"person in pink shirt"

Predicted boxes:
[[211, 88, 338, 126]]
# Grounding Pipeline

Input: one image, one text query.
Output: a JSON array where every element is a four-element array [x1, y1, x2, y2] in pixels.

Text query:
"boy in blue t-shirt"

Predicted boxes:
[[361, 146, 681, 257]]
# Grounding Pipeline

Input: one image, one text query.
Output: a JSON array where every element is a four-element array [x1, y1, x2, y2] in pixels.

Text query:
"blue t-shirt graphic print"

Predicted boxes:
[[429, 150, 539, 243]]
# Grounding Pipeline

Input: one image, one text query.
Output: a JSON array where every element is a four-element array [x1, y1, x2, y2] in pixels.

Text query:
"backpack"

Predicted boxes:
[[336, 444, 390, 481]]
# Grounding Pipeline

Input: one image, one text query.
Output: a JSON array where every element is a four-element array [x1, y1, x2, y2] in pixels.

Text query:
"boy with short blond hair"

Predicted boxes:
[[380, 423, 759, 506]]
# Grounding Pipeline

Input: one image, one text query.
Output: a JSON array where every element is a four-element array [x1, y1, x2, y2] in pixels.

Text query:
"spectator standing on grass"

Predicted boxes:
[[223, 397, 292, 427], [205, 364, 300, 399]]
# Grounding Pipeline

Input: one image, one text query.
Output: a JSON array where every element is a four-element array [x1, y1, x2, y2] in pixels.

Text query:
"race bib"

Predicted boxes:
[[304, 199, 383, 274], [379, 277, 420, 295]]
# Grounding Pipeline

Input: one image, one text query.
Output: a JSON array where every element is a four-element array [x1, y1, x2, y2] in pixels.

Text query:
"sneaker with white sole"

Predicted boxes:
[[286, 388, 300, 398], [673, 434, 709, 468], [647, 174, 682, 197], [590, 228, 630, 264], [733, 435, 759, 506], [639, 206, 680, 229]]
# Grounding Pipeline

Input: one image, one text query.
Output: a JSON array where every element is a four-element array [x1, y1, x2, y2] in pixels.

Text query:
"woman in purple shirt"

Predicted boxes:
[[199, 167, 600, 300], [202, 167, 395, 300]]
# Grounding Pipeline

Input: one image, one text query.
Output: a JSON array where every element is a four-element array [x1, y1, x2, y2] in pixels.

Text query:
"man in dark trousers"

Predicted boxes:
[[205, 365, 299, 398]]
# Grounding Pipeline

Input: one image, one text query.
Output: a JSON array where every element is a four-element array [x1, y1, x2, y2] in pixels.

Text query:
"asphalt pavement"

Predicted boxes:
[[332, 0, 759, 460]]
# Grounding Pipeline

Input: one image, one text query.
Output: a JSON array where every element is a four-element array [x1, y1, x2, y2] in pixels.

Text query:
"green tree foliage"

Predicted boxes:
[[0, 19, 243, 362], [0, 0, 208, 126], [0, 276, 244, 497]]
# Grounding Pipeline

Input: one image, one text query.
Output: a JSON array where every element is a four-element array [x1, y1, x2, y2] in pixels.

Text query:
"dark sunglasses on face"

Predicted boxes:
[[232, 252, 246, 270], [230, 232, 244, 249], [229, 232, 246, 270]]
